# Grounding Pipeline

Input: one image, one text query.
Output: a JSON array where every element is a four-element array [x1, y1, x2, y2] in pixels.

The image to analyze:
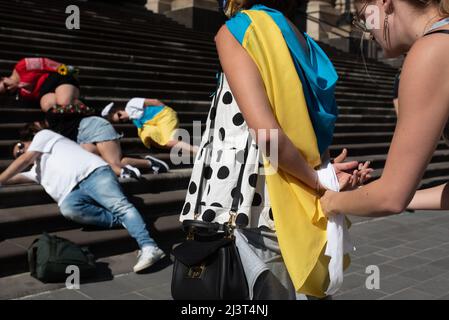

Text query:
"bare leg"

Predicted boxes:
[[166, 139, 199, 155], [39, 93, 57, 112], [82, 143, 148, 172], [54, 84, 80, 106], [121, 157, 151, 169], [95, 140, 125, 176], [81, 143, 100, 155]]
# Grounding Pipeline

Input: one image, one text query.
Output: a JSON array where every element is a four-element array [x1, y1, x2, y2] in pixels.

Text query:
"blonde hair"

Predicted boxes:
[[224, 0, 298, 19], [354, 0, 449, 16], [440, 0, 449, 15]]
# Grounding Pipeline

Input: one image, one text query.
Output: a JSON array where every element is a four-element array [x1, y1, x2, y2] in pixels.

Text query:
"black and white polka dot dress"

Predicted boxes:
[[180, 73, 274, 230]]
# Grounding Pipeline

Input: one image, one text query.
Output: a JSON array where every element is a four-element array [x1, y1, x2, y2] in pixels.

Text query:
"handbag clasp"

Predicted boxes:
[[187, 264, 206, 279]]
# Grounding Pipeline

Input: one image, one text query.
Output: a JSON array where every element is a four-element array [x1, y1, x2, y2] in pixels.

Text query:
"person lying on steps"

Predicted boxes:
[[0, 128, 165, 273], [103, 98, 199, 157]]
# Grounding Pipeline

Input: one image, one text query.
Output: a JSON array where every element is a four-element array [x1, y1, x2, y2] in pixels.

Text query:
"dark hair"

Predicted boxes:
[[226, 0, 299, 19], [19, 122, 46, 142], [106, 105, 125, 123]]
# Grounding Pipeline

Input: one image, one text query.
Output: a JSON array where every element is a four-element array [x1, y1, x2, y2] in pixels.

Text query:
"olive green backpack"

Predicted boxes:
[[28, 233, 96, 283]]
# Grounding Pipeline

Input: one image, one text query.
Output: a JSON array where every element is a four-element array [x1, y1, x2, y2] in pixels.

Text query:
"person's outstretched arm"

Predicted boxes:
[[2, 174, 35, 185], [0, 151, 40, 186], [144, 99, 164, 107], [215, 25, 362, 192], [407, 183, 449, 211], [320, 35, 449, 217]]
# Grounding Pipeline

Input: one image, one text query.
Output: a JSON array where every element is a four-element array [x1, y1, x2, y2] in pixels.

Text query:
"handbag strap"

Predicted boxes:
[[230, 134, 252, 218]]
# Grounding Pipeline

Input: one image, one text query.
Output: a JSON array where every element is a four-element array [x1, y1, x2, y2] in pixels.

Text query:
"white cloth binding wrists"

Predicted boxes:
[[316, 161, 355, 296]]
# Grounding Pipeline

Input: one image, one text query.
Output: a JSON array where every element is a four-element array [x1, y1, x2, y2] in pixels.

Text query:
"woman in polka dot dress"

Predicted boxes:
[[180, 1, 369, 299]]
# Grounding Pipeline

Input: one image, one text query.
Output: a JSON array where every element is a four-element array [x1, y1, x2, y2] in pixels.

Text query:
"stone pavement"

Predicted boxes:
[[4, 210, 449, 300]]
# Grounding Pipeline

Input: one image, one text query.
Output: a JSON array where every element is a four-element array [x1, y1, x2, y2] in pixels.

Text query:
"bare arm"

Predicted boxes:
[[144, 99, 164, 106], [2, 69, 21, 92], [0, 151, 41, 185], [407, 183, 449, 210], [10, 69, 20, 82], [321, 36, 449, 217], [3, 174, 35, 185], [216, 26, 333, 190]]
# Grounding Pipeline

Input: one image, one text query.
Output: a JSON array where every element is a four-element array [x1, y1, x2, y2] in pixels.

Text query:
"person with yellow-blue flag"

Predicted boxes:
[[179, 0, 372, 299]]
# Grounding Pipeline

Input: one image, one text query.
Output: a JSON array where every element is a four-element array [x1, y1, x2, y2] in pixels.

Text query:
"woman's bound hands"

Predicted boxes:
[[332, 148, 373, 191]]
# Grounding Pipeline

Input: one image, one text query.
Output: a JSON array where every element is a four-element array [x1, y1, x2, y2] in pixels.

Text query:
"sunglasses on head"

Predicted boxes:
[[15, 142, 25, 158], [352, 2, 370, 33]]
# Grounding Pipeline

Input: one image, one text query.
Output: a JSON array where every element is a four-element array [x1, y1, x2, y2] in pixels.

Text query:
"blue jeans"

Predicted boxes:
[[59, 166, 156, 249]]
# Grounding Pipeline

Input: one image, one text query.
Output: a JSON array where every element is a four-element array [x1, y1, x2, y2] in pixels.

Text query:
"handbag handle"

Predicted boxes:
[[227, 133, 251, 229]]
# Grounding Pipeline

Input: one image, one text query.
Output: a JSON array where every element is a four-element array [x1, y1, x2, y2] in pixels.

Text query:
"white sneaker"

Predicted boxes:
[[133, 246, 166, 273], [120, 165, 141, 180]]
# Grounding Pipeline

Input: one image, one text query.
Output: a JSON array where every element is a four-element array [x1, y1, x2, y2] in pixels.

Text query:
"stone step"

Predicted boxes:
[[0, 7, 217, 49], [330, 140, 449, 157], [345, 149, 449, 170], [331, 132, 394, 145], [336, 71, 395, 82], [369, 161, 449, 183], [338, 106, 396, 116], [79, 86, 211, 101], [0, 169, 192, 209], [0, 36, 219, 70], [0, 0, 210, 38], [335, 91, 394, 101], [337, 99, 394, 109], [0, 28, 217, 62]]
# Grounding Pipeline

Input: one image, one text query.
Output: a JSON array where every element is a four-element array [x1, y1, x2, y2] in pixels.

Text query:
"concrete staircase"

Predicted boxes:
[[1, 0, 447, 279]]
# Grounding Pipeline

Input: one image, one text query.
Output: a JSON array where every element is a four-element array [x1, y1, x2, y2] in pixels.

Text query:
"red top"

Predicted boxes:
[[14, 57, 62, 101]]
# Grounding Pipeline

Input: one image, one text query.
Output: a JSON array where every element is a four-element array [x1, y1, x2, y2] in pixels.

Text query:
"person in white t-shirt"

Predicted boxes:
[[0, 129, 165, 273]]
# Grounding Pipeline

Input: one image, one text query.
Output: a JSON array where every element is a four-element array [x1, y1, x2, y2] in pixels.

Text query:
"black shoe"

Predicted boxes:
[[145, 155, 169, 174], [120, 165, 141, 180]]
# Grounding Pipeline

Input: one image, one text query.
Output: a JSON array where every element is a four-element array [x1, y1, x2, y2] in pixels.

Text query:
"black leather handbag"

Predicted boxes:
[[171, 218, 248, 300], [171, 116, 251, 300]]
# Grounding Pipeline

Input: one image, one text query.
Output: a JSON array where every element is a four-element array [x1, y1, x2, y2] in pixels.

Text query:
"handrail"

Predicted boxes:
[[298, 10, 354, 38]]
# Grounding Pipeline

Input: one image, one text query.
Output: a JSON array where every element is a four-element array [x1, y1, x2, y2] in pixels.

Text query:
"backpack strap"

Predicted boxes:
[[27, 238, 41, 277]]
